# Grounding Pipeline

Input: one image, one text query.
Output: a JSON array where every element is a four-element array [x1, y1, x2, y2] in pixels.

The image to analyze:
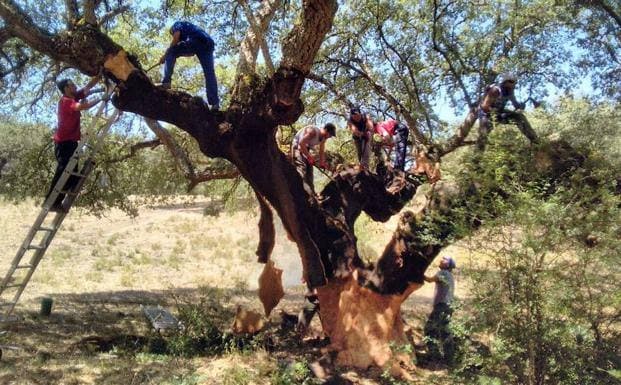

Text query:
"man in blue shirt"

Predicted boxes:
[[158, 21, 220, 110]]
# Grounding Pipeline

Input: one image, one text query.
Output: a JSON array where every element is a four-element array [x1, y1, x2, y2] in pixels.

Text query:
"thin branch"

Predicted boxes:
[[0, 0, 56, 57], [306, 72, 353, 108], [106, 139, 161, 163], [325, 57, 428, 147], [235, 0, 280, 78], [64, 0, 79, 28], [83, 0, 98, 25], [0, 27, 11, 45], [589, 0, 621, 30], [240, 0, 276, 75], [376, 21, 434, 136], [98, 5, 130, 26], [187, 167, 241, 192], [431, 0, 474, 107]]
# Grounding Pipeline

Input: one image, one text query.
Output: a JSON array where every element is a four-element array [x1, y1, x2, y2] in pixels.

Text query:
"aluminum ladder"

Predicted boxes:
[[0, 95, 119, 322]]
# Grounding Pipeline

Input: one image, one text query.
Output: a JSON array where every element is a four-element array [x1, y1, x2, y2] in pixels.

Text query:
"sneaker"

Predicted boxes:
[[210, 105, 220, 112], [156, 82, 171, 90]]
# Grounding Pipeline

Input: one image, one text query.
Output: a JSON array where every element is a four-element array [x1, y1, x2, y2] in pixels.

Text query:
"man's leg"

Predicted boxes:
[[293, 148, 314, 194], [507, 111, 539, 144], [394, 124, 409, 171], [424, 306, 443, 361], [162, 42, 194, 85], [45, 141, 78, 207], [360, 134, 370, 169], [195, 41, 220, 109], [477, 113, 492, 151]]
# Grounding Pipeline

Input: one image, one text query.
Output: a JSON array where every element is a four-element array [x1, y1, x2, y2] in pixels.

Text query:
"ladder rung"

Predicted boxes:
[[59, 190, 79, 195], [68, 171, 87, 177], [38, 226, 56, 232], [27, 245, 45, 250], [0, 303, 16, 307], [15, 265, 33, 269], [2, 283, 24, 289]]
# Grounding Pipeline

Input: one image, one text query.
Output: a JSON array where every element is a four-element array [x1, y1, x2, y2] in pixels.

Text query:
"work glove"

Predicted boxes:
[[306, 155, 315, 166]]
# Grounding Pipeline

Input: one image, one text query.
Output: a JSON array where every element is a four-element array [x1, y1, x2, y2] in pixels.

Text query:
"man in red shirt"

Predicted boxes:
[[374, 119, 409, 171], [44, 76, 103, 212]]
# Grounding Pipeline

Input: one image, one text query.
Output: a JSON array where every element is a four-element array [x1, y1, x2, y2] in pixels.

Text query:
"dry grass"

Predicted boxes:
[[0, 198, 476, 384]]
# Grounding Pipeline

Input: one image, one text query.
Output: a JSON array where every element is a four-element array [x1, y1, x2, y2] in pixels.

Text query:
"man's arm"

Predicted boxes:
[[159, 30, 182, 64], [318, 141, 327, 167], [71, 97, 103, 111], [509, 93, 525, 110], [348, 121, 361, 137], [365, 117, 374, 138], [480, 88, 500, 113], [424, 274, 438, 283], [298, 128, 317, 163]]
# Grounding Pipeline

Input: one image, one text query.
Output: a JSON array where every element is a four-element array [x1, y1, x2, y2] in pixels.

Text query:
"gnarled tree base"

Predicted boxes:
[[316, 273, 421, 379]]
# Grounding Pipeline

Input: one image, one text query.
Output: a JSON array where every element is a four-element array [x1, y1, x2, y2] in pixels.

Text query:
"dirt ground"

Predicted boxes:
[[0, 198, 473, 384]]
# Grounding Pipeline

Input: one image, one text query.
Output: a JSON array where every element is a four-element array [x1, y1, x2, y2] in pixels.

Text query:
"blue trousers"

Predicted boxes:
[[162, 38, 219, 108], [393, 123, 409, 171]]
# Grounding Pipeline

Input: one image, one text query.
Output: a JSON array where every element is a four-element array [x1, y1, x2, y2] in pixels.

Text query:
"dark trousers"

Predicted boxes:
[[393, 123, 409, 171], [162, 38, 219, 108], [424, 302, 455, 362], [353, 133, 370, 168], [45, 141, 78, 206], [292, 147, 314, 194], [478, 110, 538, 150]]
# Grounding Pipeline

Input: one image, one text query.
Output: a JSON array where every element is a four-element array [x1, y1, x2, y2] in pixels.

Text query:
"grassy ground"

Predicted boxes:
[[0, 198, 475, 385]]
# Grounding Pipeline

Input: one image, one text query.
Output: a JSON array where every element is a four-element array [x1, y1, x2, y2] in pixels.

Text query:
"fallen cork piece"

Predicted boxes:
[[258, 260, 284, 317], [231, 306, 265, 334]]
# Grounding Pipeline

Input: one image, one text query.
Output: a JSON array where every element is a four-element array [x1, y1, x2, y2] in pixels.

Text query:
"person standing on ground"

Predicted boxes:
[[290, 123, 336, 192], [374, 119, 409, 171], [423, 256, 457, 363], [347, 107, 373, 170], [158, 21, 220, 111], [45, 75, 104, 213]]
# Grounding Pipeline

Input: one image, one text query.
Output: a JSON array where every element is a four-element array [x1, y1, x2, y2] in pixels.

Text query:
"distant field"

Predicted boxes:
[[0, 198, 475, 384]]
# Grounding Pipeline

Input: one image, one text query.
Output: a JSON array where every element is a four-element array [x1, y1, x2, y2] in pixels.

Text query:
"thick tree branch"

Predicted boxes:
[[280, 0, 337, 73], [0, 0, 56, 57], [437, 108, 479, 156]]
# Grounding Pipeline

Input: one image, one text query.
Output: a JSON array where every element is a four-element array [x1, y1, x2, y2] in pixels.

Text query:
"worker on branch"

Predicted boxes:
[[478, 72, 538, 150], [373, 119, 410, 171], [44, 75, 106, 213], [291, 123, 336, 193], [347, 107, 374, 170], [158, 21, 220, 111]]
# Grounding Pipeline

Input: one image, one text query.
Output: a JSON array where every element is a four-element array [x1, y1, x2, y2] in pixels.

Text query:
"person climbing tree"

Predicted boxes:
[[44, 75, 105, 213], [477, 73, 538, 150], [374, 119, 409, 171], [158, 21, 220, 111], [347, 107, 373, 170], [423, 256, 457, 364], [290, 123, 336, 192]]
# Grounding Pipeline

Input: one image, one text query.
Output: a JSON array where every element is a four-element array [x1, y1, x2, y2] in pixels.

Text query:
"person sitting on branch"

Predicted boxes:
[[290, 123, 336, 193], [477, 72, 538, 150], [373, 119, 409, 171], [44, 75, 106, 213], [347, 107, 374, 170], [158, 21, 220, 111]]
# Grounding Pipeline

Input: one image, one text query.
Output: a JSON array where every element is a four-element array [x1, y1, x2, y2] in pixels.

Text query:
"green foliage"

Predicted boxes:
[[449, 100, 621, 385], [271, 359, 320, 385]]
